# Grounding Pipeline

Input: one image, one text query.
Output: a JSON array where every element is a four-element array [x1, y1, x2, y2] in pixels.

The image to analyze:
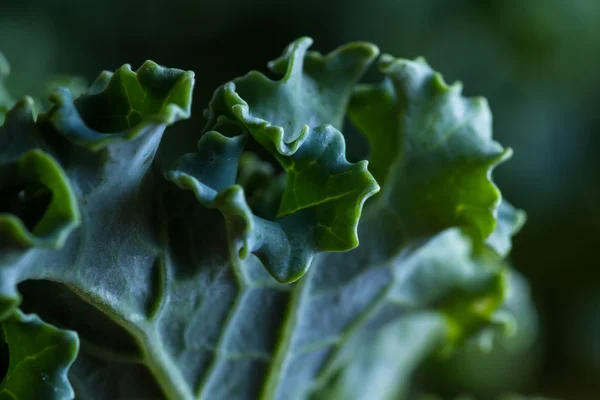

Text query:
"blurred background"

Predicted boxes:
[[1, 0, 598, 398]]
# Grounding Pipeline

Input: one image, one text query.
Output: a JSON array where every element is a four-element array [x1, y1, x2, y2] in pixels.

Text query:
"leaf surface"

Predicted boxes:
[[195, 37, 381, 281], [0, 310, 79, 400], [0, 40, 525, 400], [348, 55, 511, 242]]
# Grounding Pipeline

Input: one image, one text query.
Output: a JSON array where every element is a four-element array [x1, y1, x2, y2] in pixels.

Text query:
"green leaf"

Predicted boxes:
[[309, 229, 507, 400], [236, 151, 284, 220], [313, 313, 447, 400], [0, 61, 195, 397], [190, 37, 380, 281], [485, 200, 527, 257], [0, 147, 80, 318], [0, 59, 205, 400], [0, 310, 79, 400], [168, 125, 379, 282], [0, 39, 525, 400], [348, 55, 510, 242], [44, 60, 194, 150], [0, 99, 81, 320], [0, 147, 80, 249], [421, 270, 540, 397], [205, 37, 380, 153]]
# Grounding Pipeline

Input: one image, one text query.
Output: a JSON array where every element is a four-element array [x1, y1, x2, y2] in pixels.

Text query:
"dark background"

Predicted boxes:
[[1, 0, 599, 398]]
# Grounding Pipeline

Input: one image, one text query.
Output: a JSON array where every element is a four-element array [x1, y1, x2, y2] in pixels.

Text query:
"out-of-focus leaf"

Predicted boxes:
[[0, 310, 79, 400], [419, 270, 540, 397], [310, 229, 508, 400], [486, 200, 526, 257]]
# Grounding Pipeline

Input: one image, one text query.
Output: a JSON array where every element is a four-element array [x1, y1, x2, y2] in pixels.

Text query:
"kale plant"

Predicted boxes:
[[0, 37, 529, 399]]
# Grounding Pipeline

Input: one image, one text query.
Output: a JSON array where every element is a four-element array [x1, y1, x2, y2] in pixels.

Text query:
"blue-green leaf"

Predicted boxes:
[[0, 310, 79, 400]]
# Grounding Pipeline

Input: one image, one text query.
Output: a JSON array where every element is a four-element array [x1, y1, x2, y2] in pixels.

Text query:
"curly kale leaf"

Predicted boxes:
[[348, 55, 511, 242], [0, 310, 79, 400], [0, 60, 195, 399], [0, 38, 526, 400], [189, 37, 381, 282]]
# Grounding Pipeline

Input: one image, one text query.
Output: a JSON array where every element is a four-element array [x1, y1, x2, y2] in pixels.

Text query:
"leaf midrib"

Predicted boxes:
[[65, 284, 194, 400]]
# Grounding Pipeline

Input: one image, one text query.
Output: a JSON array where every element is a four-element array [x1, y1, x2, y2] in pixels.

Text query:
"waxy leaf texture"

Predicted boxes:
[[0, 39, 526, 399]]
